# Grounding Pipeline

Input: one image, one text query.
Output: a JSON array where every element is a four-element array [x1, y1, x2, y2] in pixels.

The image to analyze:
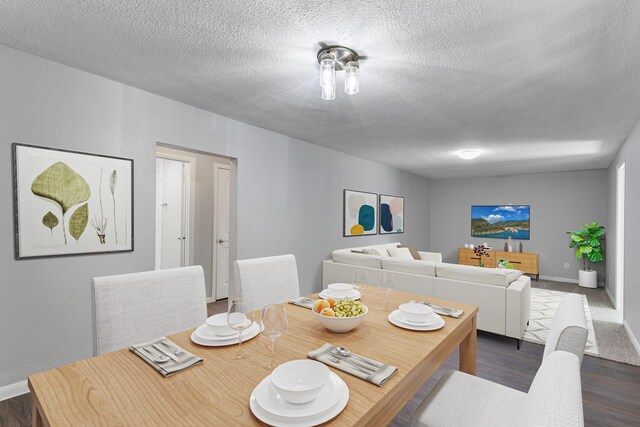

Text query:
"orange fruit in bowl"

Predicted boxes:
[[326, 297, 336, 308], [319, 307, 336, 317], [313, 299, 330, 314]]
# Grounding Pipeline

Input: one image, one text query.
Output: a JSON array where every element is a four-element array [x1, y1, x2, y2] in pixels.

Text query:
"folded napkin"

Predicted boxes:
[[308, 343, 397, 386], [411, 301, 464, 318], [130, 337, 203, 377], [288, 296, 315, 310]]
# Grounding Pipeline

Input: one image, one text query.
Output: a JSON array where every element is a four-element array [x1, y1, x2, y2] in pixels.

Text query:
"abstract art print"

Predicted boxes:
[[471, 205, 530, 240], [13, 143, 134, 258], [343, 190, 377, 236], [379, 194, 404, 234]]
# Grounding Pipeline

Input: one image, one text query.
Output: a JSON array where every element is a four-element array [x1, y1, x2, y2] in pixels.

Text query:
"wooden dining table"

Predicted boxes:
[[29, 289, 478, 427]]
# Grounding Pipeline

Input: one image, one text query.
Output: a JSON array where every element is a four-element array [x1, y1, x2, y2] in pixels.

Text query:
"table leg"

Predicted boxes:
[[459, 314, 477, 375], [32, 401, 44, 427]]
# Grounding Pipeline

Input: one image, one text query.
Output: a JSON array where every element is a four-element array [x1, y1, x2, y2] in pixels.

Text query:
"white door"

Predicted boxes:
[[160, 158, 189, 269], [214, 164, 231, 300]]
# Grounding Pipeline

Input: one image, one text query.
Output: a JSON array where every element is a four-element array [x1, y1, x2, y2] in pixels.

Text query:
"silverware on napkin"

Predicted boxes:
[[130, 337, 202, 377], [288, 297, 315, 309], [411, 301, 464, 318]]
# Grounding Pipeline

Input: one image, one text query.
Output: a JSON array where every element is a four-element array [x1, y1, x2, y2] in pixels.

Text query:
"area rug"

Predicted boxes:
[[524, 288, 598, 356]]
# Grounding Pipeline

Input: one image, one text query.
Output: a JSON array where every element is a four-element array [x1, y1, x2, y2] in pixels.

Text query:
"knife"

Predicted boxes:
[[152, 343, 178, 362]]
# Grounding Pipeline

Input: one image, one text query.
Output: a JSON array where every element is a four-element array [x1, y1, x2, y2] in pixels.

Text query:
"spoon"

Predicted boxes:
[[329, 357, 373, 375], [335, 347, 382, 368], [143, 346, 170, 363]]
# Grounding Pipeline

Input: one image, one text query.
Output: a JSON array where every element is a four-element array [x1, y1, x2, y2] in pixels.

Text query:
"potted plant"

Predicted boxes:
[[566, 222, 605, 288]]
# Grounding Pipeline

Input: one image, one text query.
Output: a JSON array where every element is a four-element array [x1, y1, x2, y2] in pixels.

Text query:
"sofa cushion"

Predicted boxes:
[[435, 263, 523, 287], [389, 246, 415, 260], [332, 249, 382, 269], [418, 251, 443, 263], [398, 244, 421, 260], [382, 257, 437, 277]]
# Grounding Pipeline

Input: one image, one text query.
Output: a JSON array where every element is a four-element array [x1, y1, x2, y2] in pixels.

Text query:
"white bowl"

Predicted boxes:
[[270, 360, 330, 404], [313, 305, 368, 333], [206, 313, 236, 337], [327, 283, 354, 298], [399, 303, 434, 323]]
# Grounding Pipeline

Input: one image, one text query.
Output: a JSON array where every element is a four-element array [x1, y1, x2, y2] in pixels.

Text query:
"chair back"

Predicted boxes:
[[524, 351, 584, 427], [92, 265, 207, 355], [233, 254, 300, 311], [543, 293, 588, 364]]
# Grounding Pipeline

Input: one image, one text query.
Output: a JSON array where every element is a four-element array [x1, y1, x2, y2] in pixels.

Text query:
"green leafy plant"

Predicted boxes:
[[31, 162, 91, 244], [566, 222, 605, 271]]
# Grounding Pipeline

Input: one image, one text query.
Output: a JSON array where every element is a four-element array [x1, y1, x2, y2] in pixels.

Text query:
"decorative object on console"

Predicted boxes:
[[13, 143, 133, 258], [504, 242, 508, 251], [473, 244, 490, 267], [507, 236, 513, 252], [497, 258, 515, 269], [458, 247, 539, 279], [566, 222, 605, 288], [343, 189, 377, 237], [519, 241, 523, 253], [464, 243, 469, 248], [471, 205, 530, 240], [379, 194, 404, 234]]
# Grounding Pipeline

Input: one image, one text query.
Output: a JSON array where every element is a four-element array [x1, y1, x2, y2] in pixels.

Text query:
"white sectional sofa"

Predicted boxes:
[[323, 242, 531, 342]]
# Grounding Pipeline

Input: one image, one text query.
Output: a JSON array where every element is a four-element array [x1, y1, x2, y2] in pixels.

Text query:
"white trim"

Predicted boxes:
[[0, 380, 28, 401], [605, 286, 616, 307], [213, 163, 231, 301], [539, 275, 578, 284], [623, 320, 640, 355], [206, 297, 215, 304]]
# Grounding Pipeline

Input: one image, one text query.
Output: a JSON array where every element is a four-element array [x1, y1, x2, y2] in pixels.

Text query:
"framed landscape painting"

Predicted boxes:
[[343, 189, 377, 236], [471, 205, 530, 240], [379, 194, 404, 234], [13, 143, 134, 258]]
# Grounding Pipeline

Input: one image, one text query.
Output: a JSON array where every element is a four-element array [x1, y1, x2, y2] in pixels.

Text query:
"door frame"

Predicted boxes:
[[156, 150, 197, 267], [212, 162, 231, 301], [615, 162, 625, 316]]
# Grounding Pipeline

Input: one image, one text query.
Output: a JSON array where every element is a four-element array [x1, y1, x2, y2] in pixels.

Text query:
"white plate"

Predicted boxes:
[[195, 321, 259, 341], [249, 372, 349, 427], [396, 312, 440, 327], [388, 310, 445, 331], [256, 371, 344, 418], [191, 322, 260, 346], [319, 289, 361, 300]]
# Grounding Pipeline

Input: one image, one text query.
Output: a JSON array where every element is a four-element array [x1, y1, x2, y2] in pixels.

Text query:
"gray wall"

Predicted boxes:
[[607, 116, 640, 347], [0, 45, 430, 388], [429, 170, 608, 281]]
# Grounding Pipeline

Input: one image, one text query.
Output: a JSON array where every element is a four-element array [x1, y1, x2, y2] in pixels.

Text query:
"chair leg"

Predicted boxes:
[[516, 339, 521, 350]]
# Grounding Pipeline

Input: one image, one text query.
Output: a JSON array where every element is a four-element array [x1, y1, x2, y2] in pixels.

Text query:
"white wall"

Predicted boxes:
[[607, 116, 640, 348], [0, 45, 431, 388], [429, 170, 608, 282]]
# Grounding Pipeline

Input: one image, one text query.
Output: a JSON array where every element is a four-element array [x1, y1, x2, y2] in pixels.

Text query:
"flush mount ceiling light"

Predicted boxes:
[[457, 150, 481, 160], [317, 45, 360, 101]]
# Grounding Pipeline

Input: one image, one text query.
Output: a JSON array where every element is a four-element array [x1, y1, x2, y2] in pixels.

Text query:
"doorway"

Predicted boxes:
[[615, 162, 625, 316], [213, 163, 231, 300]]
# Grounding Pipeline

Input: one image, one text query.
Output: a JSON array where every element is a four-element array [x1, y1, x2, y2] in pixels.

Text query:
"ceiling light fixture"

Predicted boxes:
[[457, 150, 481, 160], [317, 45, 360, 100]]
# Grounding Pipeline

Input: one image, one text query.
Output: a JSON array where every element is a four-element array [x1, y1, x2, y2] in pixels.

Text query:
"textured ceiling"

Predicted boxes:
[[1, 0, 639, 178]]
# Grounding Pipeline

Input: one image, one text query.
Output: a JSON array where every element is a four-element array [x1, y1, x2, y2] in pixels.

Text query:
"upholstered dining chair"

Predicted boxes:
[[543, 293, 589, 365], [233, 254, 300, 311], [92, 265, 207, 355], [409, 351, 584, 427]]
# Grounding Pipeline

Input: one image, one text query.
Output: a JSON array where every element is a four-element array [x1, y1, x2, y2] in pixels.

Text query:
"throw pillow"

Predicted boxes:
[[388, 246, 414, 260], [361, 248, 381, 256], [398, 244, 420, 260]]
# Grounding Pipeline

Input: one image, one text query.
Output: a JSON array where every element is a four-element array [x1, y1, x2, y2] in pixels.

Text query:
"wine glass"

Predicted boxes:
[[353, 270, 369, 303], [378, 271, 396, 311], [227, 298, 254, 360], [260, 304, 288, 370]]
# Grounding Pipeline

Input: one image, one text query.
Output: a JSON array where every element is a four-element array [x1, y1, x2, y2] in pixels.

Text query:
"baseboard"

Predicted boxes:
[[206, 297, 214, 303], [605, 286, 616, 307], [623, 320, 640, 356], [538, 275, 578, 284], [0, 380, 28, 401]]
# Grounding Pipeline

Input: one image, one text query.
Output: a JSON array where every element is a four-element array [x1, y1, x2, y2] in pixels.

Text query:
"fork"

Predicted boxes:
[[161, 340, 184, 356]]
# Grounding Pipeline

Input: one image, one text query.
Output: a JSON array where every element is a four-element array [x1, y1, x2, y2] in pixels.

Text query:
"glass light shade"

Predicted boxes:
[[320, 58, 336, 100], [344, 61, 360, 95], [457, 150, 481, 160]]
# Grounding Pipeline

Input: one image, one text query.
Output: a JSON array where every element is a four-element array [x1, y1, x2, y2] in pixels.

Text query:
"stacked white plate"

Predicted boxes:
[[249, 372, 349, 426], [388, 310, 445, 331], [319, 288, 361, 301], [190, 320, 260, 347]]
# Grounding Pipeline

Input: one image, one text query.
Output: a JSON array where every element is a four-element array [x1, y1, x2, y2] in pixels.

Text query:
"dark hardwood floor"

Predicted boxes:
[[3, 306, 639, 426]]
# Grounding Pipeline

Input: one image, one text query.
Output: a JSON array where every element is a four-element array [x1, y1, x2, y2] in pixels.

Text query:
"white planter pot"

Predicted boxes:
[[578, 270, 597, 288]]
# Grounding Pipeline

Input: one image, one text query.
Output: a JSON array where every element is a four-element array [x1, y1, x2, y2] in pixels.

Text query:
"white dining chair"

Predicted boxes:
[[233, 254, 300, 311], [91, 265, 207, 355], [543, 293, 588, 365]]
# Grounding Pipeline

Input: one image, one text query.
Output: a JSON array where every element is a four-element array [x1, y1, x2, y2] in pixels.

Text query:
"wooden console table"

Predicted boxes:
[[458, 247, 539, 280]]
